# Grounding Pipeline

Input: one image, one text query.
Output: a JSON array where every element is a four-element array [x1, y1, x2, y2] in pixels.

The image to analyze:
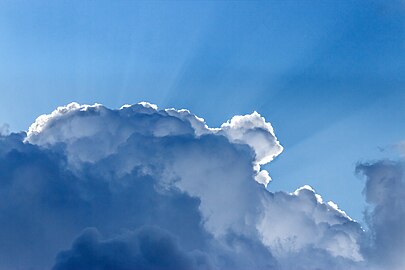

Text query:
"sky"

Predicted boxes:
[[0, 1, 405, 269]]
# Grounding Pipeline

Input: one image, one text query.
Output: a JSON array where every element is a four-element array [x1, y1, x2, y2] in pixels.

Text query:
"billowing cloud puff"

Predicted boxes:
[[0, 102, 402, 270], [26, 103, 282, 186], [259, 185, 363, 263], [52, 226, 213, 270], [219, 111, 283, 165]]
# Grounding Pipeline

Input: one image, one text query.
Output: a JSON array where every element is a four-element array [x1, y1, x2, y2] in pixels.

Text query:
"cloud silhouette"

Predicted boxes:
[[0, 102, 403, 269]]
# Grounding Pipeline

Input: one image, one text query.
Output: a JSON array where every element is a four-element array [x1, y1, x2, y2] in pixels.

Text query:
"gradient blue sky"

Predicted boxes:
[[0, 0, 404, 221]]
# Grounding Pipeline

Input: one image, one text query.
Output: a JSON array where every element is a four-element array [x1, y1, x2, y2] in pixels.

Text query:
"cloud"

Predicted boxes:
[[52, 226, 213, 270], [26, 102, 282, 186], [356, 161, 405, 270], [0, 102, 402, 269], [0, 123, 9, 136], [258, 185, 363, 264]]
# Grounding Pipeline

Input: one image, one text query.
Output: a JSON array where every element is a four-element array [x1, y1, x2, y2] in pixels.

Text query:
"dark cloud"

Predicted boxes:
[[52, 226, 212, 270]]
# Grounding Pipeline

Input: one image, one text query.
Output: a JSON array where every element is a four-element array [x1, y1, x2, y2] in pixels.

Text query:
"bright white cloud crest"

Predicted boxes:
[[0, 102, 402, 269], [27, 102, 282, 186]]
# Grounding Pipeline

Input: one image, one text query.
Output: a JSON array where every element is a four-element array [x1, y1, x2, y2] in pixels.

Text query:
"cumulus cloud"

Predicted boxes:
[[26, 103, 282, 186], [0, 102, 402, 270], [258, 185, 363, 264]]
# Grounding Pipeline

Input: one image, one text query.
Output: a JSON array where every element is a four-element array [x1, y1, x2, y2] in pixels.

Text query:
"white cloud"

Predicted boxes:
[[258, 186, 363, 263], [219, 111, 283, 165], [26, 103, 282, 186]]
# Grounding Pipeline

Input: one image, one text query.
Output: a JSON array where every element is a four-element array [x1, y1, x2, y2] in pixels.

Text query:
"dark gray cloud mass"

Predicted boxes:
[[52, 226, 213, 270], [0, 102, 403, 269]]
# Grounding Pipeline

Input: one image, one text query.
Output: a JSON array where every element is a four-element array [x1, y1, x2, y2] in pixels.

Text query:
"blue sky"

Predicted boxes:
[[0, 0, 404, 222]]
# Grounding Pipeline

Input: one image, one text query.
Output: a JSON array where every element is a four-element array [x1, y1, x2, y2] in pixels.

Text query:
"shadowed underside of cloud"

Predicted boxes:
[[52, 226, 213, 270], [0, 102, 402, 270]]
